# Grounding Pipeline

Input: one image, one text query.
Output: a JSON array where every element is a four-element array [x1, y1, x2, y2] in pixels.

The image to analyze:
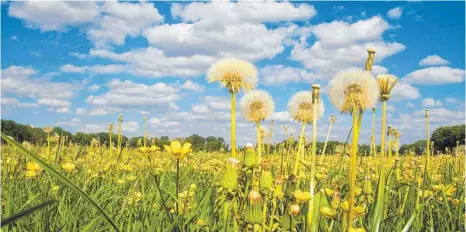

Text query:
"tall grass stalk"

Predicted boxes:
[[306, 85, 320, 230], [319, 114, 335, 164], [293, 123, 306, 175]]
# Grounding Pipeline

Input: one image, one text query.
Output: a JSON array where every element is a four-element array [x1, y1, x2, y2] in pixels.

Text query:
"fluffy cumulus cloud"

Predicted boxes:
[[260, 65, 314, 85], [122, 121, 140, 132], [402, 66, 465, 85], [8, 1, 100, 31], [421, 98, 443, 108], [1, 65, 80, 112], [9, 1, 163, 47], [391, 82, 421, 100], [387, 7, 403, 19], [1, 97, 39, 108], [182, 80, 205, 92], [86, 79, 180, 108], [418, 55, 450, 66], [290, 16, 406, 81]]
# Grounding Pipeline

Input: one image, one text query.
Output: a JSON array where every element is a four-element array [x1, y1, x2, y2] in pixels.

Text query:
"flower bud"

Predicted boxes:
[[289, 204, 300, 216], [220, 158, 240, 190]]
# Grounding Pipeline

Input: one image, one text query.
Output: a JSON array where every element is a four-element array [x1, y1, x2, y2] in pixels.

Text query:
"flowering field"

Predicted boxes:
[[1, 54, 465, 232]]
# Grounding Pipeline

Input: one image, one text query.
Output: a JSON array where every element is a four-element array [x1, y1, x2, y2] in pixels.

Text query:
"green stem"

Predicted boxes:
[[347, 108, 361, 230], [176, 159, 180, 215], [293, 122, 306, 175], [231, 93, 237, 158], [319, 121, 333, 164], [256, 122, 262, 164], [307, 101, 318, 230]]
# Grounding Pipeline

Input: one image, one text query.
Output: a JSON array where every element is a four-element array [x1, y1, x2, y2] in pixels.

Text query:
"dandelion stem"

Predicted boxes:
[[348, 107, 361, 230], [176, 159, 180, 215], [231, 93, 237, 158], [256, 122, 262, 164], [320, 118, 334, 163], [293, 122, 306, 175], [307, 99, 318, 230]]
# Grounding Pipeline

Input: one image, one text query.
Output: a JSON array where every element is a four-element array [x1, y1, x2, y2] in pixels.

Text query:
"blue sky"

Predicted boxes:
[[1, 1, 465, 146]]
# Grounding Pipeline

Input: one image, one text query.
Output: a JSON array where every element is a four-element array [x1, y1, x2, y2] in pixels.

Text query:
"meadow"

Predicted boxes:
[[1, 53, 465, 232]]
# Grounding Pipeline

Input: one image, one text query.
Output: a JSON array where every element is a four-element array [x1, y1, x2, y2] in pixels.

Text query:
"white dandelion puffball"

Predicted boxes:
[[287, 91, 325, 123], [207, 58, 258, 93], [240, 90, 274, 123], [328, 68, 379, 114]]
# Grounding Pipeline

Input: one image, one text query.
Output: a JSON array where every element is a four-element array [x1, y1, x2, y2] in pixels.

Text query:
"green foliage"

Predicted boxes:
[[431, 124, 465, 153]]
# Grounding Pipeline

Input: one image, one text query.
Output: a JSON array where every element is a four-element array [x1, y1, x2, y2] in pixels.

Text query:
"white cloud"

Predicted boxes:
[[402, 66, 465, 85], [77, 124, 108, 133], [406, 102, 415, 108], [418, 55, 450, 66], [421, 98, 443, 108], [60, 64, 127, 74], [191, 104, 210, 114], [269, 111, 293, 122], [386, 105, 396, 111], [371, 65, 388, 75], [171, 1, 316, 24], [1, 97, 39, 108], [58, 118, 80, 126], [55, 107, 71, 114], [148, 117, 180, 128], [75, 107, 120, 116], [445, 98, 458, 104], [311, 16, 391, 47], [1, 65, 78, 100], [90, 47, 215, 78], [38, 98, 71, 107], [389, 82, 421, 100], [414, 108, 464, 121], [88, 84, 100, 92], [8, 1, 100, 31], [69, 52, 88, 59], [204, 96, 231, 110], [87, 1, 164, 48], [182, 80, 205, 92], [260, 65, 315, 85], [122, 121, 140, 132], [387, 7, 402, 19], [86, 79, 181, 108], [290, 16, 405, 81], [139, 110, 150, 115]]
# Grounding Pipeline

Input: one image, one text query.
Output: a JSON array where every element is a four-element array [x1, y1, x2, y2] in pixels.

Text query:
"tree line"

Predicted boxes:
[[0, 120, 228, 152], [1, 119, 463, 155]]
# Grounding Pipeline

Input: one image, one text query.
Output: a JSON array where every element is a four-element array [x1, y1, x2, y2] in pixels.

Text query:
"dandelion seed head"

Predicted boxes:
[[328, 68, 378, 114], [240, 90, 274, 123], [288, 91, 325, 123], [207, 58, 258, 93]]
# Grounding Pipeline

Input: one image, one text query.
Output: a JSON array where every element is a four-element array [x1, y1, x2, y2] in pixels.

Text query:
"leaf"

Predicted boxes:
[[1, 200, 56, 227], [0, 133, 120, 232]]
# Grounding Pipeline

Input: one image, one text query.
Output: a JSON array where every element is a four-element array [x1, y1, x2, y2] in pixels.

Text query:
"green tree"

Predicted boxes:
[[431, 124, 465, 153]]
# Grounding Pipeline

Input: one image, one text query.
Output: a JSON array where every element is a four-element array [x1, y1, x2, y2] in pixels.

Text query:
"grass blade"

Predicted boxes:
[[1, 133, 120, 231], [1, 200, 56, 227]]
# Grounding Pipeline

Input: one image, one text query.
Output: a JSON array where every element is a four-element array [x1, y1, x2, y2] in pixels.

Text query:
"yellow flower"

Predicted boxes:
[[432, 184, 456, 196], [289, 204, 300, 216], [293, 190, 312, 203], [61, 162, 76, 172], [164, 141, 191, 159], [126, 175, 137, 181], [51, 185, 60, 191], [25, 170, 37, 178], [116, 179, 125, 185], [451, 199, 460, 206], [324, 188, 335, 196], [26, 162, 42, 172], [341, 200, 349, 211], [418, 190, 434, 198], [320, 206, 336, 219], [354, 205, 366, 217]]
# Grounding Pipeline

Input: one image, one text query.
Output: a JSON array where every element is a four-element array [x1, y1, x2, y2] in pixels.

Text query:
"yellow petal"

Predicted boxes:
[[170, 141, 182, 156], [181, 143, 192, 157]]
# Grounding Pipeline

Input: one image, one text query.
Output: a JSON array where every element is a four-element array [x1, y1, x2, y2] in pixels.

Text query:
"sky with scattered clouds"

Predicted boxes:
[[1, 1, 465, 146]]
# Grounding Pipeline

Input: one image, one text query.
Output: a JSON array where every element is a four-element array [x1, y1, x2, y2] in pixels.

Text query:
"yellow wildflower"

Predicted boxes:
[[61, 162, 76, 172]]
